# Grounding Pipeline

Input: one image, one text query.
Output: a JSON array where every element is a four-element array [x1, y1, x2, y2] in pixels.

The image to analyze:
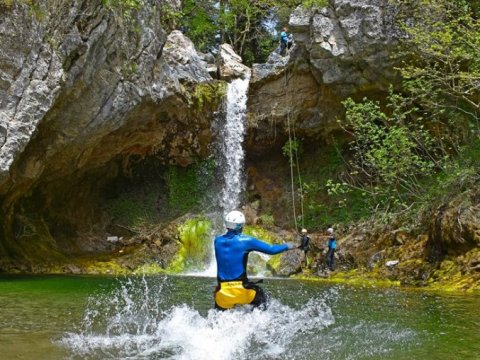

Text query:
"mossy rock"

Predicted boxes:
[[166, 217, 212, 273], [267, 249, 303, 277], [191, 81, 226, 110]]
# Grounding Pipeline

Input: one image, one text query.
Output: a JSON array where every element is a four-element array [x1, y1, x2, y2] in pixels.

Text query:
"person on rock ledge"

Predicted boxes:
[[325, 227, 337, 271], [278, 26, 293, 56], [214, 210, 296, 310], [299, 228, 311, 268]]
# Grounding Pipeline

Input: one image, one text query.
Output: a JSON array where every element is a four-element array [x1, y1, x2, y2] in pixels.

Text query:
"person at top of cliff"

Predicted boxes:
[[325, 227, 337, 271], [214, 210, 296, 310], [279, 26, 293, 56]]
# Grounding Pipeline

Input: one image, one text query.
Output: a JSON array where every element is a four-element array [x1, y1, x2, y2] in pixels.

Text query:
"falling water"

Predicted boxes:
[[217, 74, 251, 215], [190, 73, 251, 277]]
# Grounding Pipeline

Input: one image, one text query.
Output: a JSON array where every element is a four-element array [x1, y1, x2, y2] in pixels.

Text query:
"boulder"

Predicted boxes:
[[217, 44, 251, 80], [268, 249, 303, 276]]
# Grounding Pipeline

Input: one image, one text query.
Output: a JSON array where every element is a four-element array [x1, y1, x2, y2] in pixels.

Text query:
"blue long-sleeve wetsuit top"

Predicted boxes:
[[215, 230, 288, 282], [328, 237, 337, 249], [280, 31, 288, 43]]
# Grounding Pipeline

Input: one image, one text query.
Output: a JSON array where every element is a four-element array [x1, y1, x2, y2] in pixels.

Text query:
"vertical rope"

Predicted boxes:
[[285, 69, 298, 231], [284, 67, 306, 231], [286, 108, 298, 231], [292, 124, 305, 229]]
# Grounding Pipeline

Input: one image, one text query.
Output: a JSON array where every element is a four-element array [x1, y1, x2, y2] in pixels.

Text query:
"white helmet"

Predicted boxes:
[[327, 227, 334, 235], [301, 228, 308, 234], [225, 210, 245, 230]]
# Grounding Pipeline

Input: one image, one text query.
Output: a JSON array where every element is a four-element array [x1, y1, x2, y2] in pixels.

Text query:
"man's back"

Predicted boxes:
[[215, 230, 288, 281]]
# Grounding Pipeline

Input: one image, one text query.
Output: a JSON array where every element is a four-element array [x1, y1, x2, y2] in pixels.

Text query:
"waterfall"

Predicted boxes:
[[218, 74, 251, 215], [189, 73, 251, 277]]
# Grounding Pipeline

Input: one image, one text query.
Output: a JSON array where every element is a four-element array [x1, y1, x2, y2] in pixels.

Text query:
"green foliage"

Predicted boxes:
[[159, 2, 181, 31], [105, 181, 163, 228], [165, 158, 216, 214], [282, 139, 302, 166], [165, 166, 200, 212], [397, 0, 480, 125], [167, 218, 212, 273], [287, 139, 370, 228], [191, 82, 227, 110], [102, 0, 141, 10], [413, 136, 480, 218], [258, 213, 275, 227], [179, 0, 328, 65], [315, 0, 480, 223], [243, 225, 280, 244], [102, 0, 142, 20], [301, 0, 327, 8], [335, 92, 444, 210], [121, 62, 138, 77], [0, 0, 14, 7], [179, 0, 218, 51]]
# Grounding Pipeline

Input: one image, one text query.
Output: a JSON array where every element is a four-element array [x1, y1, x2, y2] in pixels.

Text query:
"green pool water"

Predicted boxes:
[[0, 275, 479, 359]]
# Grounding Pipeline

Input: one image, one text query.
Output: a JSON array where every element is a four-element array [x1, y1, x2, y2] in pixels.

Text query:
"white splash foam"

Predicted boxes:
[[59, 277, 334, 360]]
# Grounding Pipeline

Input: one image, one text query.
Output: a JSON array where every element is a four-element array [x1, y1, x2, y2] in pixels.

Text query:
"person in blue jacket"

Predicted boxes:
[[214, 210, 296, 310], [325, 227, 337, 271], [279, 26, 291, 55]]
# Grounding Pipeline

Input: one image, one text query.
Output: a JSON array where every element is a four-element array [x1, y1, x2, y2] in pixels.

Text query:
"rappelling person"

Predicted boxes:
[[278, 26, 293, 56], [214, 210, 296, 310], [299, 228, 310, 268]]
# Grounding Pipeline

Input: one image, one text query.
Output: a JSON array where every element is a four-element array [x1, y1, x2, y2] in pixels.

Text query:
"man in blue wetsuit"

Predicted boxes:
[[214, 210, 296, 310]]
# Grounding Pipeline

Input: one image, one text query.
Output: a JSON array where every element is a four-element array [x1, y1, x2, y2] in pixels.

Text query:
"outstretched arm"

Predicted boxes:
[[245, 237, 289, 255]]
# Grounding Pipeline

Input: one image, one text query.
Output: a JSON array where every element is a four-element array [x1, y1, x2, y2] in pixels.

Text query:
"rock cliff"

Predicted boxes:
[[247, 0, 400, 149], [0, 1, 222, 266]]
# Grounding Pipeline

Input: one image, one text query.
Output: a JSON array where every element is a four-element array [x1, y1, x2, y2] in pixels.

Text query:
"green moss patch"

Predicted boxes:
[[167, 217, 212, 273]]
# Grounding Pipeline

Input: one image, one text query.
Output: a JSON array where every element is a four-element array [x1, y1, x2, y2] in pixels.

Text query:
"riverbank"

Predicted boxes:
[[1, 254, 478, 295], [293, 268, 480, 295]]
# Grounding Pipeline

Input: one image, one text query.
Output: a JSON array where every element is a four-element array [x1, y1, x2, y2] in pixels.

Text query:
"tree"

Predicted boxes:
[[398, 0, 480, 124], [179, 0, 327, 64]]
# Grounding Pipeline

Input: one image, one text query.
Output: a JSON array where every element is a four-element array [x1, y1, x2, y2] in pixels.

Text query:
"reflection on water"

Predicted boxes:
[[0, 275, 479, 360]]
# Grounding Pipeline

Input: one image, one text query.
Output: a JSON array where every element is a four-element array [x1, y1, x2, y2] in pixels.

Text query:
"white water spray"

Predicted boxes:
[[59, 277, 336, 360]]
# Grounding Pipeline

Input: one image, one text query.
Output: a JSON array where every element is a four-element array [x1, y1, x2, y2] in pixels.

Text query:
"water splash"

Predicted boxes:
[[59, 276, 335, 360]]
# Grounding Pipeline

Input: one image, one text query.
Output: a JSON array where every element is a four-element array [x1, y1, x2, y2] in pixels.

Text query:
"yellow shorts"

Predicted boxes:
[[214, 281, 257, 309]]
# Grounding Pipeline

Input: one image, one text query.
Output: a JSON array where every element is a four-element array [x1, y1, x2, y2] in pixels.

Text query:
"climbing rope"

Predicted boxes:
[[293, 124, 305, 229], [284, 67, 305, 231]]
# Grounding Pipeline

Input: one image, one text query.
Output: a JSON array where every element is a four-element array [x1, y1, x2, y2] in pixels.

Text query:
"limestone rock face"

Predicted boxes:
[[0, 1, 222, 263], [291, 0, 399, 92], [248, 0, 400, 149], [217, 44, 251, 80], [0, 2, 218, 196]]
